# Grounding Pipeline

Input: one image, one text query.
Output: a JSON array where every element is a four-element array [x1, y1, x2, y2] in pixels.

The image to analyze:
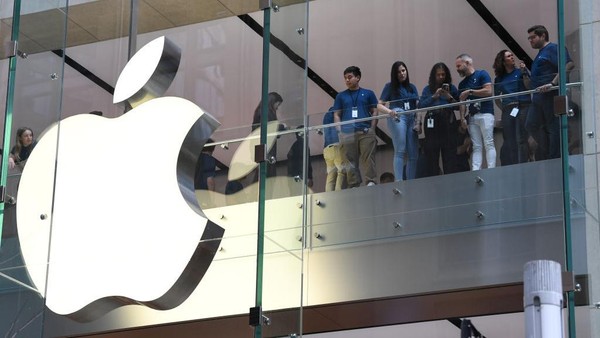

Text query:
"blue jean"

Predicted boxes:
[[387, 113, 418, 180]]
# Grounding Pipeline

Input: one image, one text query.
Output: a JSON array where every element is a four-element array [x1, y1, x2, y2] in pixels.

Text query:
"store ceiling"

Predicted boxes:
[[0, 0, 304, 58]]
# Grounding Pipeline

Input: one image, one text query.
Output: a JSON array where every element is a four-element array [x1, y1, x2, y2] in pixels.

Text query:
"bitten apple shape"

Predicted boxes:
[[16, 37, 223, 321]]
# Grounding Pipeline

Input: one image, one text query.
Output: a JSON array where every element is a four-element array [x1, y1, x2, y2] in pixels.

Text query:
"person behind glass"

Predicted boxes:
[[194, 138, 216, 191], [456, 53, 496, 171], [377, 61, 419, 181], [417, 62, 460, 177], [322, 107, 346, 191], [332, 66, 378, 187], [8, 127, 37, 169], [493, 49, 532, 165], [287, 125, 313, 195], [251, 92, 284, 178], [524, 24, 575, 160]]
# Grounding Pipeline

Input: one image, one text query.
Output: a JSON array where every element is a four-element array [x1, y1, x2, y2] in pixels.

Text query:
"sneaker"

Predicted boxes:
[[367, 181, 376, 187]]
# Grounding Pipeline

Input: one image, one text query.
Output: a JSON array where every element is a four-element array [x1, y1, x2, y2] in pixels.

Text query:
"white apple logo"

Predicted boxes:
[[16, 36, 224, 321]]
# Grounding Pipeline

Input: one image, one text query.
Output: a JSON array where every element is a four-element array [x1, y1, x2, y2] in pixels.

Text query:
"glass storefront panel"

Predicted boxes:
[[302, 0, 575, 331], [0, 1, 68, 337], [257, 1, 308, 337], [567, 0, 600, 336]]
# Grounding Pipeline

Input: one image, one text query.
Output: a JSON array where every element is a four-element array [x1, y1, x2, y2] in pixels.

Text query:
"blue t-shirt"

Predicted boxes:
[[530, 42, 572, 89], [322, 110, 339, 147], [418, 84, 459, 109], [458, 69, 494, 115], [494, 68, 531, 105], [194, 152, 216, 190], [379, 82, 419, 111], [332, 88, 378, 133]]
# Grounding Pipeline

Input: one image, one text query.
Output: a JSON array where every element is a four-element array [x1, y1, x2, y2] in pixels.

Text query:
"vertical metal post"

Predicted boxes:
[[128, 0, 139, 60], [254, 1, 271, 337], [556, 0, 576, 336], [0, 0, 23, 248]]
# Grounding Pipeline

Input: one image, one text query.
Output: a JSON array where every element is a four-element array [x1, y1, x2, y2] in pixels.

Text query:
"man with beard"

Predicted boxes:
[[524, 24, 574, 160], [456, 54, 496, 170]]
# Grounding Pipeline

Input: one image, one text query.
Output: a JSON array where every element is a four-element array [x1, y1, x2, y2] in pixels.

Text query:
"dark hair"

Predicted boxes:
[[428, 62, 452, 91], [380, 172, 395, 183], [252, 92, 283, 127], [528, 25, 549, 42], [493, 49, 509, 77], [389, 61, 415, 95], [13, 127, 34, 162], [204, 138, 216, 153], [343, 66, 361, 78]]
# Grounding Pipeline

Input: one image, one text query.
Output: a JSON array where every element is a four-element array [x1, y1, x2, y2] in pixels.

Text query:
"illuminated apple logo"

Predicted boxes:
[[16, 36, 223, 321]]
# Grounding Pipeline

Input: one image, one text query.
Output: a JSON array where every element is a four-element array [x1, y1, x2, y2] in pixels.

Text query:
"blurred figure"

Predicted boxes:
[[456, 53, 495, 170], [333, 66, 378, 187], [287, 125, 313, 195], [524, 24, 575, 160], [252, 92, 284, 178], [493, 49, 531, 165], [9, 127, 37, 169], [194, 138, 216, 191], [418, 62, 460, 176], [377, 61, 419, 181], [322, 108, 346, 191]]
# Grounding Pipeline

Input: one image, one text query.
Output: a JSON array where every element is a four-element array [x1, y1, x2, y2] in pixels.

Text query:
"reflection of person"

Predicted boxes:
[[9, 127, 37, 169], [456, 53, 496, 171], [323, 108, 346, 191], [194, 138, 216, 191], [287, 126, 313, 194], [493, 49, 531, 165], [524, 24, 575, 160], [377, 61, 419, 181], [333, 66, 378, 187], [225, 180, 245, 205], [252, 92, 284, 178], [418, 63, 459, 176]]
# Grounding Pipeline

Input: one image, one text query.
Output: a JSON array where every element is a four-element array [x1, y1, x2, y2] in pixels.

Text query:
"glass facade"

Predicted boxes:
[[0, 0, 598, 337]]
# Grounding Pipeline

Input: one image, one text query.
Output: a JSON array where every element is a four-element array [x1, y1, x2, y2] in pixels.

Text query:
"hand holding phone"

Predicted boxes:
[[442, 83, 449, 92]]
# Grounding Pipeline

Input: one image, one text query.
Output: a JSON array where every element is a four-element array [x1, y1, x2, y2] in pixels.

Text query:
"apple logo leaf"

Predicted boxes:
[[17, 36, 224, 322]]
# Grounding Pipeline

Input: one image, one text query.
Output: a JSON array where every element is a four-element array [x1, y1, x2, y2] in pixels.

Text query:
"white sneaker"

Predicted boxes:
[[367, 181, 376, 187]]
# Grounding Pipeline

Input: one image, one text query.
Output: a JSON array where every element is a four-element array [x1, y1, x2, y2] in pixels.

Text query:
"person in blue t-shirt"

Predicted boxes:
[[456, 53, 496, 171], [332, 66, 379, 187], [322, 108, 347, 191], [493, 49, 532, 165], [524, 24, 575, 160], [418, 62, 460, 177], [377, 61, 419, 181]]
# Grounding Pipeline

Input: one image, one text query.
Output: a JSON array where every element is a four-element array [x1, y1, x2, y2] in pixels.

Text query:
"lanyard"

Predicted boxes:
[[350, 88, 361, 107]]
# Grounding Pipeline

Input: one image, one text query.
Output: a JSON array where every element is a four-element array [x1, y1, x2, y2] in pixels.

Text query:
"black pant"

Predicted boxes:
[[423, 110, 458, 176], [501, 103, 530, 165]]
